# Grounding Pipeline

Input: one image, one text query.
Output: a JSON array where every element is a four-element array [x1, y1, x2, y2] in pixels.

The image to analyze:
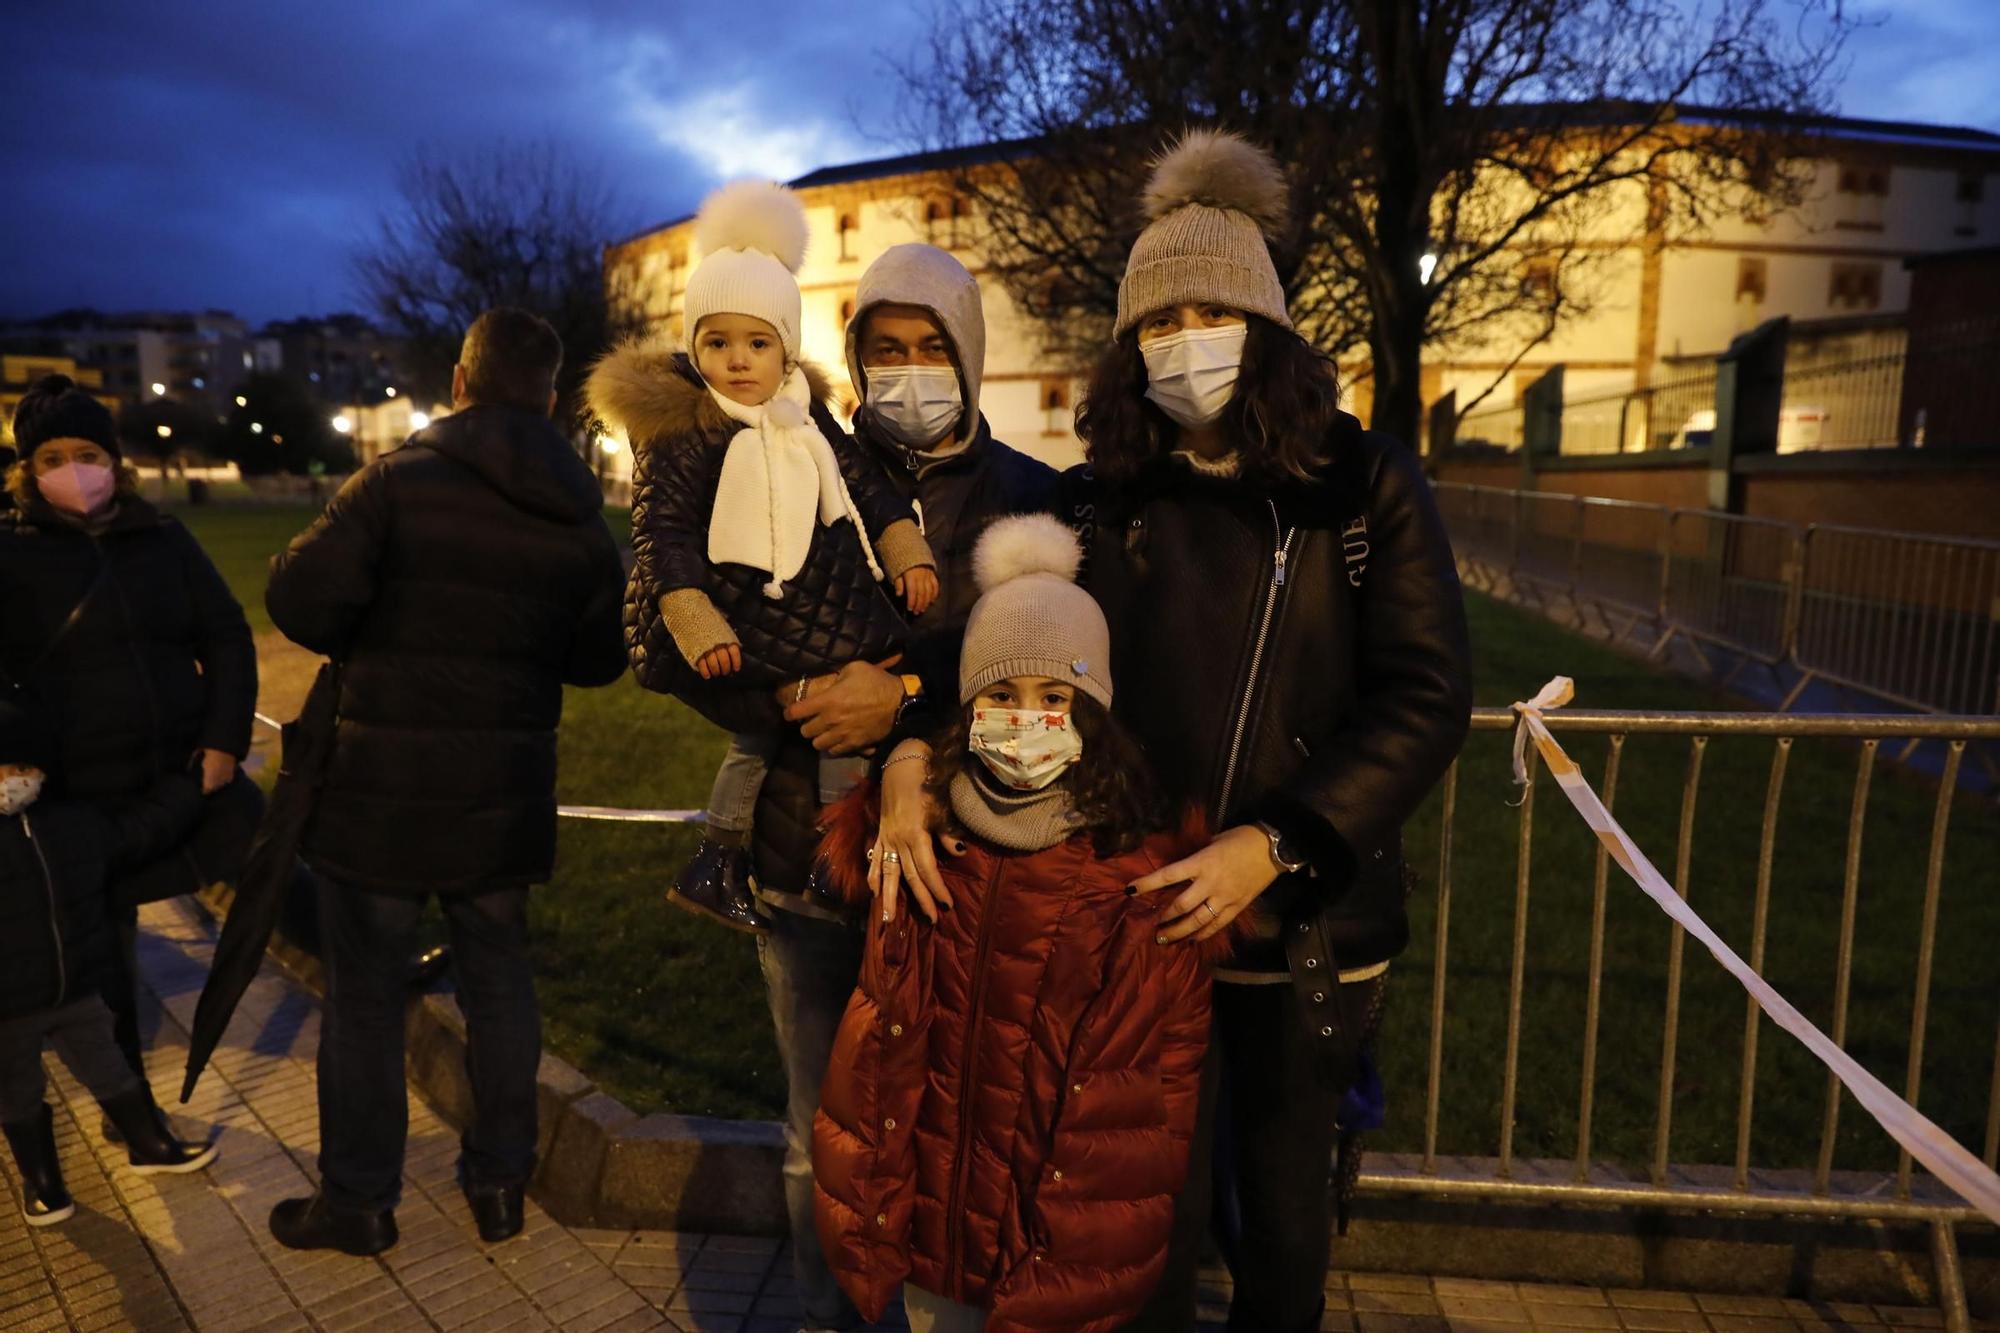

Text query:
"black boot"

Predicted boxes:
[[101, 1087, 218, 1175], [270, 1193, 398, 1256], [3, 1105, 74, 1227], [462, 1180, 525, 1243], [668, 837, 771, 935]]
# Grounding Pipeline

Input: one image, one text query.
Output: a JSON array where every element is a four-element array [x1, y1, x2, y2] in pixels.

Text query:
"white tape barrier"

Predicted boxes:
[[1511, 677, 2000, 1224], [252, 712, 705, 826]]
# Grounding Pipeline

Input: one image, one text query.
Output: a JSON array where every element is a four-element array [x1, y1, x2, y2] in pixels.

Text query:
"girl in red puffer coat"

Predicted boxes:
[[811, 514, 1237, 1333]]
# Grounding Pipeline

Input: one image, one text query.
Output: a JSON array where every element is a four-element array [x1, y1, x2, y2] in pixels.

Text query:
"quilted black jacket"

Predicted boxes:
[[266, 405, 628, 896], [1063, 415, 1471, 1071], [590, 347, 916, 693]]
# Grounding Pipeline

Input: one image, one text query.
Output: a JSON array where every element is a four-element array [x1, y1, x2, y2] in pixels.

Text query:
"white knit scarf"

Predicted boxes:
[[705, 366, 884, 598]]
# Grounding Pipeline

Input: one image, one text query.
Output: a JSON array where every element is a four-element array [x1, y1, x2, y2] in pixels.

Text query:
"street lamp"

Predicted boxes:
[[150, 382, 166, 396], [331, 414, 353, 434], [385, 386, 398, 398], [235, 396, 248, 407], [409, 411, 430, 430], [1419, 252, 1439, 284], [597, 434, 622, 456], [250, 422, 264, 435], [156, 425, 172, 439]]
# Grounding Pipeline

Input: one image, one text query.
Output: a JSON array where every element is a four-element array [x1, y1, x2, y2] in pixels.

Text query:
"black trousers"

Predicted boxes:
[[102, 904, 147, 1077], [1123, 977, 1381, 1333], [0, 997, 142, 1125], [314, 877, 540, 1216]]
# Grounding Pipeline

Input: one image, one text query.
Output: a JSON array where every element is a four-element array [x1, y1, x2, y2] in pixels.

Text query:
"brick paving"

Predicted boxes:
[[0, 898, 1983, 1332]]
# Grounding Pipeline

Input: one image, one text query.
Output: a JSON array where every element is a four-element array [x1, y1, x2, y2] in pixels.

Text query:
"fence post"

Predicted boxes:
[[1711, 318, 1788, 514], [1523, 364, 1566, 467], [1426, 388, 1457, 457]]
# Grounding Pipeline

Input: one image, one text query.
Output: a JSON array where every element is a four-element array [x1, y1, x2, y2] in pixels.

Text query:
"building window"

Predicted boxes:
[[839, 294, 857, 325], [1520, 256, 1558, 303], [837, 212, 858, 262], [1956, 173, 1984, 237], [1735, 257, 1768, 304], [1835, 164, 1889, 231], [1828, 261, 1882, 311], [1041, 378, 1071, 436], [926, 195, 971, 249]]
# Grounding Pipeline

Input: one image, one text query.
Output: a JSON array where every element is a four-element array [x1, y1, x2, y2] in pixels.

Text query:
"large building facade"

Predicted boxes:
[[604, 111, 2000, 473]]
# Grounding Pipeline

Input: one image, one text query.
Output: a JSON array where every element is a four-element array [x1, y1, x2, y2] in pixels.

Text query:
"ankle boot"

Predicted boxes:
[[669, 837, 771, 935], [101, 1087, 218, 1175], [2, 1105, 74, 1226]]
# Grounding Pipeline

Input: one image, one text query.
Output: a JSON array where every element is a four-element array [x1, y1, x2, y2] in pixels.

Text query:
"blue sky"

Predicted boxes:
[[4, 0, 1997, 326]]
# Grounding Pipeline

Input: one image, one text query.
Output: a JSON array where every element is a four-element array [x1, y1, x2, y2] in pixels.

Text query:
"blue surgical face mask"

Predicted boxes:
[[866, 365, 963, 449]]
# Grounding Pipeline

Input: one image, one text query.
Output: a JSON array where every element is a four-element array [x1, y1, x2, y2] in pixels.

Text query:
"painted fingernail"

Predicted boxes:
[[1155, 934, 1166, 945], [1124, 885, 1138, 896]]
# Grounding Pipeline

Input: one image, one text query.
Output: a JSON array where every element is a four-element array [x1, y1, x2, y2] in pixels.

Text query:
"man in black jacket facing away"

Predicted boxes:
[[264, 308, 626, 1256]]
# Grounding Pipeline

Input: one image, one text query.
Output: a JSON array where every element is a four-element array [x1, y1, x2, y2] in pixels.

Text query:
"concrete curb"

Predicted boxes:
[[190, 883, 789, 1233]]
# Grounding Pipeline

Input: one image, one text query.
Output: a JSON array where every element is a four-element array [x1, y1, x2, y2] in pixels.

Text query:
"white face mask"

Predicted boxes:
[[0, 772, 45, 817], [865, 365, 963, 450], [1142, 323, 1248, 429], [968, 707, 1083, 792]]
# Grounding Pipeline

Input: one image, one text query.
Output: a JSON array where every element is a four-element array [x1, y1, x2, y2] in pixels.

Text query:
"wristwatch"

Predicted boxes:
[[893, 673, 925, 725], [1253, 820, 1311, 876]]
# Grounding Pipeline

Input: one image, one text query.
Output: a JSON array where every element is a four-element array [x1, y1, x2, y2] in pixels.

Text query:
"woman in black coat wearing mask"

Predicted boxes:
[[872, 131, 1473, 1331], [0, 376, 261, 1082]]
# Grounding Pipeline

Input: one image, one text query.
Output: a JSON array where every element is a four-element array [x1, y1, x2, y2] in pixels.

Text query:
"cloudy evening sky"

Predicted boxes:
[[5, 0, 1999, 326]]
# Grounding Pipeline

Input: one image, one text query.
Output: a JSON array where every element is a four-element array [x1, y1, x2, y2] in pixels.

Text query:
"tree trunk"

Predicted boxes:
[[1368, 311, 1425, 447]]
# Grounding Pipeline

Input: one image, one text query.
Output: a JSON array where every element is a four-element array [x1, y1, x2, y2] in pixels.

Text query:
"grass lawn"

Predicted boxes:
[[176, 503, 2000, 1177]]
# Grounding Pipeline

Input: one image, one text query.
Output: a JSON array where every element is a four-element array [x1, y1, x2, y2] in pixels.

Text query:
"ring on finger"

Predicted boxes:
[[795, 678, 808, 703], [1202, 901, 1219, 921], [882, 850, 902, 865]]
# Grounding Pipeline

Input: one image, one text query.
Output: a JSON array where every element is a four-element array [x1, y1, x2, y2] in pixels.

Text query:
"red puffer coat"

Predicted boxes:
[[811, 788, 1229, 1332]]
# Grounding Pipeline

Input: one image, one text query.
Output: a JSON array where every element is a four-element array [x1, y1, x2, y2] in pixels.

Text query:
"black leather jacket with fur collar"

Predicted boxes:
[[1062, 414, 1471, 1066]]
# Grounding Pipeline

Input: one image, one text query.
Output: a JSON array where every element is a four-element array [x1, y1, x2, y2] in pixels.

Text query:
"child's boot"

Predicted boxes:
[[669, 836, 772, 935], [3, 1105, 74, 1226], [101, 1087, 218, 1174]]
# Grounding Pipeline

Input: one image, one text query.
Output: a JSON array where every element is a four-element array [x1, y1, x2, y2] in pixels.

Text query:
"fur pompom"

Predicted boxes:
[[694, 179, 809, 272], [1141, 128, 1289, 239], [972, 513, 1083, 594]]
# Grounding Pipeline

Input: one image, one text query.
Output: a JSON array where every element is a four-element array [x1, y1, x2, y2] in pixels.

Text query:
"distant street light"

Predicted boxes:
[[1419, 252, 1439, 284], [250, 422, 264, 435], [331, 414, 353, 434], [385, 386, 398, 398], [150, 382, 167, 396], [235, 395, 248, 407], [156, 425, 172, 439], [597, 434, 622, 456], [409, 411, 430, 430]]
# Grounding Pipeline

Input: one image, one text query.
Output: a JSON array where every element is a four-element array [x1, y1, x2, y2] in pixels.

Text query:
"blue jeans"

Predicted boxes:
[[709, 731, 869, 834], [315, 878, 540, 1215], [758, 902, 867, 1330]]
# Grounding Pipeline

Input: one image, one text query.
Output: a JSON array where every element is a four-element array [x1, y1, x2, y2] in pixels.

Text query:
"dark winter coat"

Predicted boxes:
[[854, 413, 1058, 703], [0, 775, 203, 1021], [0, 497, 257, 800], [811, 789, 1223, 1332], [588, 345, 919, 692], [1063, 416, 1471, 1071], [265, 404, 627, 896]]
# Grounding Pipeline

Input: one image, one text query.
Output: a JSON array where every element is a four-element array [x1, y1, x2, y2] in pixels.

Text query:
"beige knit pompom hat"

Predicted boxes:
[[1114, 128, 1292, 337], [959, 515, 1112, 708]]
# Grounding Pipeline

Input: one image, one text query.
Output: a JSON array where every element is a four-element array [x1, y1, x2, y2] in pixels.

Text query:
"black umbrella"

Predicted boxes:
[[180, 661, 341, 1103]]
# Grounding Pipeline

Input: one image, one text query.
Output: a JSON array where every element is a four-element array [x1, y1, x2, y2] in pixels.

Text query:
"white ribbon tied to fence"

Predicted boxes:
[[1510, 677, 2000, 1224]]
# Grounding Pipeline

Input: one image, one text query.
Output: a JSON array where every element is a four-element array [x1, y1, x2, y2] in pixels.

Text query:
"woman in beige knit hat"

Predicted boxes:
[[879, 128, 1473, 1330]]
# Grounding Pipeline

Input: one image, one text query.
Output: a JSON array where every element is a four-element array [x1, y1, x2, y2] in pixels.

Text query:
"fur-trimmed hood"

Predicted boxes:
[[584, 339, 838, 449]]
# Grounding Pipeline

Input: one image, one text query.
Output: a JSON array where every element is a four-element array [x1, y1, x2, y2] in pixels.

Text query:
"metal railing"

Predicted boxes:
[[1438, 482, 2000, 717], [1559, 367, 1720, 455], [1778, 352, 1906, 451], [1362, 707, 2000, 1332], [1457, 399, 1527, 451]]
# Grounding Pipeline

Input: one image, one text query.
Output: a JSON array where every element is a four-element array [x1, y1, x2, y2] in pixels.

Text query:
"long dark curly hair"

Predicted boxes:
[[925, 693, 1169, 856], [1074, 314, 1343, 486]]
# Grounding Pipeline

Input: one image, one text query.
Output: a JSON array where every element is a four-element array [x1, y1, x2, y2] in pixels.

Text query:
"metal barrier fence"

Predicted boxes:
[[1458, 399, 1527, 450], [1363, 707, 2000, 1332], [1437, 482, 2000, 716], [1559, 367, 1720, 455]]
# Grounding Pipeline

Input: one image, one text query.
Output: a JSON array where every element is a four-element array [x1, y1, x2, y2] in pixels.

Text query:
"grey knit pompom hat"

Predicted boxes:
[[959, 515, 1112, 708], [1114, 128, 1293, 336]]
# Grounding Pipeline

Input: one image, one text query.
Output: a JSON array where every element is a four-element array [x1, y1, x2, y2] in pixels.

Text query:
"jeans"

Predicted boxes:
[[315, 877, 540, 1215], [758, 902, 867, 1330], [0, 997, 142, 1124], [710, 731, 869, 834], [1122, 978, 1383, 1333]]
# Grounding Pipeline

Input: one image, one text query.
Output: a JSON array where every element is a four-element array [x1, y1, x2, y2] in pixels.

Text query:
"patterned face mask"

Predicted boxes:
[[0, 772, 45, 817], [967, 708, 1083, 792]]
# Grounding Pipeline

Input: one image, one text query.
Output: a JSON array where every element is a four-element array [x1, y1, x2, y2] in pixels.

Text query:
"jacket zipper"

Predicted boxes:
[[1215, 499, 1296, 821], [942, 855, 1008, 1294], [22, 814, 66, 1007]]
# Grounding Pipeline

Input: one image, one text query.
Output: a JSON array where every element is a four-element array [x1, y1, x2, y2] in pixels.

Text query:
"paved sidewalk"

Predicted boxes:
[[0, 898, 1979, 1332]]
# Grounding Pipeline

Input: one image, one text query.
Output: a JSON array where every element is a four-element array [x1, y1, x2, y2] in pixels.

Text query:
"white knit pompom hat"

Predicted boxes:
[[959, 515, 1113, 708], [682, 180, 810, 361]]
